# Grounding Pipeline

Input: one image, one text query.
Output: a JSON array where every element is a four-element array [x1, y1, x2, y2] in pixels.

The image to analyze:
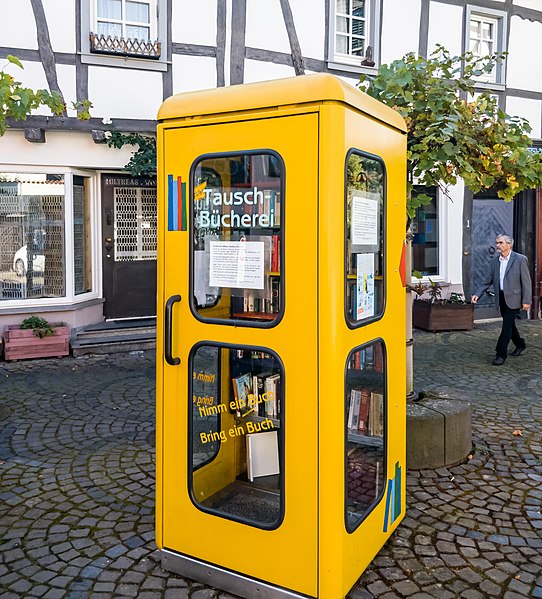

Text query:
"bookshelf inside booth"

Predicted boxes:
[[192, 152, 283, 324], [190, 343, 284, 528], [345, 340, 386, 530]]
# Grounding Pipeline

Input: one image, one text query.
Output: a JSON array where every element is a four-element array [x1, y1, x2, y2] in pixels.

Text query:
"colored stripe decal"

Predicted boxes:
[[394, 462, 401, 521], [181, 182, 187, 231], [181, 177, 184, 231], [167, 174, 174, 231]]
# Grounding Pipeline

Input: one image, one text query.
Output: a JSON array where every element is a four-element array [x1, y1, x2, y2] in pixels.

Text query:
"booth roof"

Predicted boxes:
[[157, 73, 407, 133]]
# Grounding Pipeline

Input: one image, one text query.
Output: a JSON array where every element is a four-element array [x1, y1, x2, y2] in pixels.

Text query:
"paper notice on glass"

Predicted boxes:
[[356, 253, 375, 320], [209, 241, 265, 290], [351, 191, 379, 246]]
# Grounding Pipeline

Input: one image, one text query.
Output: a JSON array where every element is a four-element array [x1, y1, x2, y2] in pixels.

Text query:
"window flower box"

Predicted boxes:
[[3, 324, 70, 361]]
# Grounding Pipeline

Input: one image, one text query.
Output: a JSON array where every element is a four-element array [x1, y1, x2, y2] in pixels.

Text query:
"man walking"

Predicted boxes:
[[472, 234, 531, 366]]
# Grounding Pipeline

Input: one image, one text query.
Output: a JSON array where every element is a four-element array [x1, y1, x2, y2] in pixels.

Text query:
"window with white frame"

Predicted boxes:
[[466, 7, 507, 85], [0, 173, 94, 302], [90, 0, 160, 59], [331, 0, 380, 68]]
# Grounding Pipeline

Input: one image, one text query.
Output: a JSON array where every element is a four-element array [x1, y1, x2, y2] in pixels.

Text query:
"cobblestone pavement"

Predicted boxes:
[[0, 320, 541, 598]]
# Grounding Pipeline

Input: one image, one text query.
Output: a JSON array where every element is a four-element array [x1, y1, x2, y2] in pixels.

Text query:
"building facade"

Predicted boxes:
[[1, 0, 541, 335]]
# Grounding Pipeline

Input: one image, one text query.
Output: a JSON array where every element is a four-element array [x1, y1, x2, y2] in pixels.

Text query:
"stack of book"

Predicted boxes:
[[231, 371, 281, 419], [347, 388, 383, 437]]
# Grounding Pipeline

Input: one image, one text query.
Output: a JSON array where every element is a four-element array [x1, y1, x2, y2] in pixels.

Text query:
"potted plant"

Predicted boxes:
[[3, 315, 70, 361], [410, 273, 474, 332]]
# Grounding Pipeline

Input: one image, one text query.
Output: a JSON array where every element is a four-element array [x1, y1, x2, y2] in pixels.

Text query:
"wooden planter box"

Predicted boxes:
[[412, 300, 474, 332], [3, 324, 70, 361]]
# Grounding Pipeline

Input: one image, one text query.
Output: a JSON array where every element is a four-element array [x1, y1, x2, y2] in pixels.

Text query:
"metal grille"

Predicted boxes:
[[0, 183, 65, 300], [89, 32, 161, 58], [114, 187, 157, 261]]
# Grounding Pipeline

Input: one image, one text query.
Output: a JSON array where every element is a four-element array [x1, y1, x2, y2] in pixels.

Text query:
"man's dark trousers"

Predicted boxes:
[[496, 290, 525, 359]]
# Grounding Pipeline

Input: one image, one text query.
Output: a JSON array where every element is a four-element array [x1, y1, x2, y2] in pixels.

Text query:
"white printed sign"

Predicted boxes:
[[351, 192, 379, 246], [209, 241, 265, 290]]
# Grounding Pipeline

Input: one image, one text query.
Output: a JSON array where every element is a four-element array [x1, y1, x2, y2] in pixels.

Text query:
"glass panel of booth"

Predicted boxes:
[[345, 152, 385, 326], [345, 340, 386, 531], [192, 152, 283, 325], [189, 343, 284, 529]]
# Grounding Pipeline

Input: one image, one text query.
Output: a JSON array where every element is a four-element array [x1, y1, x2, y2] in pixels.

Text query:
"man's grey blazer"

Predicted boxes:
[[476, 251, 532, 310]]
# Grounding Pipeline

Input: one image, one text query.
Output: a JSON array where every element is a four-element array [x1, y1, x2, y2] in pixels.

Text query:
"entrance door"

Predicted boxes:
[[160, 112, 319, 597], [471, 197, 513, 316], [101, 174, 157, 319]]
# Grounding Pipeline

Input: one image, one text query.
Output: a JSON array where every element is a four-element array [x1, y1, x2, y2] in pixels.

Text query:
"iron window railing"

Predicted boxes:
[[89, 32, 161, 59]]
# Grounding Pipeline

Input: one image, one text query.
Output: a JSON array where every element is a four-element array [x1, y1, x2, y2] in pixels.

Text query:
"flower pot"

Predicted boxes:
[[3, 324, 70, 361], [412, 300, 474, 332]]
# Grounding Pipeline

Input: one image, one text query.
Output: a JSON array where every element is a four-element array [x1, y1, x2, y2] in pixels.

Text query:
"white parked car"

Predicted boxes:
[[13, 245, 45, 276]]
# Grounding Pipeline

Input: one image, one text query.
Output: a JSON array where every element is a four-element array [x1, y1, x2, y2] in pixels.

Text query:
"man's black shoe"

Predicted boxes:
[[510, 346, 526, 357], [492, 356, 506, 366]]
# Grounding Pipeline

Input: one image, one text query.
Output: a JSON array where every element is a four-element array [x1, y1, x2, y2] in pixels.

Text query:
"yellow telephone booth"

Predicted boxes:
[[156, 73, 407, 599]]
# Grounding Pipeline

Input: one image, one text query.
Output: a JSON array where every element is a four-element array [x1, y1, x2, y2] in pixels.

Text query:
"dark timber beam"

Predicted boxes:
[[279, 0, 305, 75], [29, 0, 65, 104], [230, 0, 246, 85], [216, 0, 226, 87]]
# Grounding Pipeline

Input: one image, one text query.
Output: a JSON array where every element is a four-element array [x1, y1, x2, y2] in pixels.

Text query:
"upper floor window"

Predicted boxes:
[[90, 0, 160, 59], [466, 6, 507, 85], [330, 0, 380, 69]]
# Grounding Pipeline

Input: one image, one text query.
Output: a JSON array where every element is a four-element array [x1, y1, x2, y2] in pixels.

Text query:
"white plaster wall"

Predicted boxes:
[[246, 0, 290, 54], [0, 131, 135, 170], [289, 0, 325, 60], [507, 17, 542, 92], [43, 0, 76, 54], [380, 0, 421, 64], [172, 55, 217, 94], [56, 64, 78, 118], [171, 0, 217, 46], [513, 0, 542, 9], [427, 2, 463, 57], [243, 60, 295, 84], [88, 67, 163, 119], [0, 0, 37, 49], [506, 96, 542, 140]]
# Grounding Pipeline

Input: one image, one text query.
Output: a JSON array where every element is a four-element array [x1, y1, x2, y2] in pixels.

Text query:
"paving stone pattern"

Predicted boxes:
[[0, 320, 540, 598]]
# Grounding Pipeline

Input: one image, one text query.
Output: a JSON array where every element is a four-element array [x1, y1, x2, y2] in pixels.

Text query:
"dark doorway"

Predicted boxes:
[[470, 195, 514, 319], [101, 174, 157, 319]]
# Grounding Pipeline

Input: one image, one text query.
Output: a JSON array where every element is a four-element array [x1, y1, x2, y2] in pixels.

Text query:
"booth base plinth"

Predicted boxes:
[[160, 549, 312, 599]]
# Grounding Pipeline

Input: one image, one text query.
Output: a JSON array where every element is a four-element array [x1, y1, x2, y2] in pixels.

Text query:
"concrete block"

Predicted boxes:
[[407, 397, 471, 470]]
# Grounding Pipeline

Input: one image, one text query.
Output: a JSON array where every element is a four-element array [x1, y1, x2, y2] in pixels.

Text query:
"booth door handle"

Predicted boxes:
[[165, 294, 181, 366]]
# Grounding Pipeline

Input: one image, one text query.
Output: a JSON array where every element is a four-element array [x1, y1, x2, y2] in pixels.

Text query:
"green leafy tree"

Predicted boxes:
[[106, 132, 156, 177], [359, 45, 542, 221], [0, 55, 91, 135], [359, 46, 542, 401]]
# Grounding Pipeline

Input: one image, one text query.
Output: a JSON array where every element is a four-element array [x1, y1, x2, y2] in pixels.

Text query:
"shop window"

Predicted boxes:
[[345, 340, 386, 531], [189, 344, 284, 529], [191, 152, 284, 327], [411, 186, 438, 277], [73, 177, 92, 295], [0, 174, 65, 300], [345, 151, 385, 327]]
